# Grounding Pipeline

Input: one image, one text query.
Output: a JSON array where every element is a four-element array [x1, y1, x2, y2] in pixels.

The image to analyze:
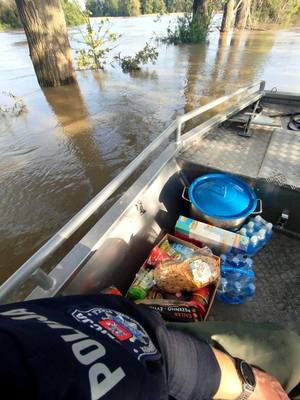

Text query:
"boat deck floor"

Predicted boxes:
[[208, 232, 300, 332], [178, 100, 300, 331], [179, 102, 300, 190]]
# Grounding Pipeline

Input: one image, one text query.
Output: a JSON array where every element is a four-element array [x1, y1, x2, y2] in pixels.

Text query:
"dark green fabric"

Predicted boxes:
[[168, 322, 300, 399]]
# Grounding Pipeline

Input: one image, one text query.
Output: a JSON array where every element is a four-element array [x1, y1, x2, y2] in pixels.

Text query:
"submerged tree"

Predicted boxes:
[[192, 0, 210, 26], [221, 0, 235, 32], [15, 0, 76, 87], [235, 0, 251, 29], [161, 0, 218, 43]]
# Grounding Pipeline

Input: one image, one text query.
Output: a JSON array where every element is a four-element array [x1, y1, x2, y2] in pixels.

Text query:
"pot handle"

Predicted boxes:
[[252, 199, 263, 215], [182, 186, 191, 203]]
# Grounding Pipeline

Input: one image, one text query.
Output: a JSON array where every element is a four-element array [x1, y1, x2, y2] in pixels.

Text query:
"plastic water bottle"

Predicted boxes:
[[220, 254, 227, 264], [254, 215, 265, 230], [244, 257, 253, 270], [241, 216, 273, 255], [248, 221, 255, 228], [247, 235, 258, 255], [266, 223, 273, 239], [226, 255, 236, 267], [218, 277, 228, 293], [239, 227, 248, 236], [242, 282, 256, 297], [257, 228, 267, 246]]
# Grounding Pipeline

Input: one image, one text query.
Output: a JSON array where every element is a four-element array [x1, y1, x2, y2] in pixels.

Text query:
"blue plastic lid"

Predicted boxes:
[[188, 173, 257, 220]]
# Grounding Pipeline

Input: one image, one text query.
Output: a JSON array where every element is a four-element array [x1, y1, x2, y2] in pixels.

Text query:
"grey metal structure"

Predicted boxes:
[[0, 81, 299, 329]]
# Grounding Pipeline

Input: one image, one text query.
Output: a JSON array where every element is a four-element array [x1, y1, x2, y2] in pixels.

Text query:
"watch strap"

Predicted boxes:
[[234, 358, 256, 400]]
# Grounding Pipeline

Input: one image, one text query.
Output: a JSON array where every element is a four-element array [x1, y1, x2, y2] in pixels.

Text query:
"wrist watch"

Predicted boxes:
[[234, 358, 256, 400]]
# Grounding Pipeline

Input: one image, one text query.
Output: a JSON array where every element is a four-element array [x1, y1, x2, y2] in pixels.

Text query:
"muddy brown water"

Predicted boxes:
[[0, 15, 300, 285]]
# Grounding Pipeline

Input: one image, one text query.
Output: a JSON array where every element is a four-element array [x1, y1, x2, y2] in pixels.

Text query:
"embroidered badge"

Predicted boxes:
[[71, 307, 160, 362]]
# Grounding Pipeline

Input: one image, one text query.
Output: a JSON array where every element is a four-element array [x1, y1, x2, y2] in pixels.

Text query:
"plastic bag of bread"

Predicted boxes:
[[153, 253, 219, 293]]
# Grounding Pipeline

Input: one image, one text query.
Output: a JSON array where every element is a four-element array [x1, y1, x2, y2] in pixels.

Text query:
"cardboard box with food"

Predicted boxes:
[[127, 234, 220, 322]]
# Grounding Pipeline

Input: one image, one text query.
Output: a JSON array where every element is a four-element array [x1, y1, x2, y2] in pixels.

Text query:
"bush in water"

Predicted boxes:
[[76, 18, 121, 70], [115, 43, 159, 72], [160, 12, 212, 44], [0, 92, 27, 117]]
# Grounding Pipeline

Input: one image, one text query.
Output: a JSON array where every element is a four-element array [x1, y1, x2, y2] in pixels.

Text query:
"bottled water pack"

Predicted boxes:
[[238, 216, 273, 256], [217, 252, 255, 304]]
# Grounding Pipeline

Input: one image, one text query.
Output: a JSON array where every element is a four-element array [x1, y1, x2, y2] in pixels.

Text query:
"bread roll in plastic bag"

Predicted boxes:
[[154, 253, 219, 293]]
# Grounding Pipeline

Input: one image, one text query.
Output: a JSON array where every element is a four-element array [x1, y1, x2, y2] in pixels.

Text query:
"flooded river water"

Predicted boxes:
[[0, 15, 300, 284]]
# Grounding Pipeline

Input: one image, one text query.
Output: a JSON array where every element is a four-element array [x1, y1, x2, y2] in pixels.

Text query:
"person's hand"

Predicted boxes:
[[250, 368, 290, 400]]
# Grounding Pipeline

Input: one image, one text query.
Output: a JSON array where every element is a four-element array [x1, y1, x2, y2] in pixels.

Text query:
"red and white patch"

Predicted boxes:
[[98, 319, 133, 341]]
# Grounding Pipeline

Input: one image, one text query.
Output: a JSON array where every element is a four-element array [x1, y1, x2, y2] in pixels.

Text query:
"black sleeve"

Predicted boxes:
[[0, 331, 36, 399], [156, 327, 221, 400]]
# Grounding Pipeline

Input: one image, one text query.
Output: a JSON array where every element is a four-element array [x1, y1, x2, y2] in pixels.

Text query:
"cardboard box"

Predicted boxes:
[[128, 233, 220, 322], [175, 215, 249, 255]]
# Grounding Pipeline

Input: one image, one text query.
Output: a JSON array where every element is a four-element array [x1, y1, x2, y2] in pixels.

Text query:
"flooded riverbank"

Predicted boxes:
[[0, 15, 300, 283]]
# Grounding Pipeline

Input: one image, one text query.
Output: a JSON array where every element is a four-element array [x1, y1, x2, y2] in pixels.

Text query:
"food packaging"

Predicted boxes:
[[153, 254, 219, 293], [159, 239, 182, 260], [147, 246, 172, 267], [127, 268, 154, 301], [136, 299, 202, 322], [175, 216, 249, 254]]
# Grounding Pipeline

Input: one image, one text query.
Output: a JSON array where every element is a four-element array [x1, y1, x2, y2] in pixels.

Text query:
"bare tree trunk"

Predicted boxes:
[[235, 0, 251, 30], [192, 0, 212, 32], [193, 0, 209, 17], [15, 0, 76, 87], [221, 0, 235, 32]]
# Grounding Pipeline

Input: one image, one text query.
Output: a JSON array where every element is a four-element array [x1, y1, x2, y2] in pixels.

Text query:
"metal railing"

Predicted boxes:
[[0, 81, 265, 303]]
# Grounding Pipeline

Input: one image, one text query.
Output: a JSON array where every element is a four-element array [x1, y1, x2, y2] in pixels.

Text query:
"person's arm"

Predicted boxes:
[[212, 348, 290, 400]]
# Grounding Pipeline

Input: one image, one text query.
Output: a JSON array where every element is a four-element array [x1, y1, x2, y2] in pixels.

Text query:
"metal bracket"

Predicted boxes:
[[31, 269, 56, 291], [239, 98, 262, 138], [252, 199, 263, 215], [135, 200, 146, 216], [276, 210, 289, 230]]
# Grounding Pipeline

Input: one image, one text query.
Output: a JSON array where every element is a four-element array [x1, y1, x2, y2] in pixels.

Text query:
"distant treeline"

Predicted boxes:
[[0, 0, 85, 30], [86, 0, 193, 17]]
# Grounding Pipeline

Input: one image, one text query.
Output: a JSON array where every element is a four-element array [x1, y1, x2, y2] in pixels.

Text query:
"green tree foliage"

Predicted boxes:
[[85, 0, 103, 15], [165, 0, 193, 12], [61, 0, 86, 26], [86, 0, 194, 16], [86, 0, 119, 16], [0, 0, 85, 29], [125, 0, 141, 16], [161, 12, 210, 43], [76, 18, 120, 69], [0, 0, 22, 28], [115, 42, 158, 71], [161, 0, 218, 44], [152, 0, 166, 13], [50, 0, 300, 27], [141, 0, 153, 14], [106, 0, 120, 16], [251, 0, 300, 25]]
